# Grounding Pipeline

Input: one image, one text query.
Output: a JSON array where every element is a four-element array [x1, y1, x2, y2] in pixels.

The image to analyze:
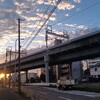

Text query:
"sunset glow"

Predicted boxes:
[[0, 73, 4, 79]]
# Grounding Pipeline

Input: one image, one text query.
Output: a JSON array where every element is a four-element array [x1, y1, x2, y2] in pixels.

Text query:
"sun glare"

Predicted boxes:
[[0, 73, 5, 79]]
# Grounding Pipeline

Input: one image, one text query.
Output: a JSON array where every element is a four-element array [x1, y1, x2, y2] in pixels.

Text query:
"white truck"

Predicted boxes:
[[57, 76, 75, 90], [57, 64, 75, 90]]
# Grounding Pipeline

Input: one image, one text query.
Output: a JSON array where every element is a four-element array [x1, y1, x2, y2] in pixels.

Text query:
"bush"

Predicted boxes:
[[30, 77, 35, 83]]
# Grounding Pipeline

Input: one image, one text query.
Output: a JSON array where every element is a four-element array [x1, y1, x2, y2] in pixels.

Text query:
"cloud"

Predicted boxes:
[[58, 1, 75, 10], [35, 0, 55, 5], [74, 0, 81, 3], [57, 22, 62, 26], [77, 25, 87, 29], [27, 39, 45, 50], [65, 13, 69, 16], [35, 0, 44, 5], [21, 15, 40, 21], [0, 0, 4, 2], [36, 13, 48, 19], [32, 40, 45, 44], [65, 23, 87, 29], [14, 1, 25, 7], [0, 0, 93, 56], [49, 16, 56, 21], [0, 35, 11, 55], [36, 12, 56, 21], [65, 23, 76, 27]]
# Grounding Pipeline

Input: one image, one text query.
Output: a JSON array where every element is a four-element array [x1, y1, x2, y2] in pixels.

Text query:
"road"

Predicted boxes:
[[23, 85, 100, 100], [0, 86, 30, 100]]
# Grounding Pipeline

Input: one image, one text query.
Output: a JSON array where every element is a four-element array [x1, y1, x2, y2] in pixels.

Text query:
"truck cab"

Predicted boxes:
[[57, 76, 75, 90], [57, 64, 75, 90]]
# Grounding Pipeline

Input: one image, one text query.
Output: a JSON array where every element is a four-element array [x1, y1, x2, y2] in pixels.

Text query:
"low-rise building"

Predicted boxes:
[[72, 61, 83, 81], [55, 61, 83, 82], [88, 57, 100, 78]]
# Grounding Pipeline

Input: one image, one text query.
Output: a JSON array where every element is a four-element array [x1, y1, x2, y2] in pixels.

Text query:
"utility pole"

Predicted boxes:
[[45, 29, 49, 83], [6, 46, 12, 88], [4, 50, 8, 87], [14, 40, 17, 89], [4, 60, 7, 88], [45, 25, 69, 83], [18, 18, 21, 93], [9, 50, 12, 88], [14, 38, 26, 89]]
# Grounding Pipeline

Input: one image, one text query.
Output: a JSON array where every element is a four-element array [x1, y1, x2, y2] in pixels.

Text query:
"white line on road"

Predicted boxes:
[[38, 91, 47, 95], [59, 96, 71, 100], [44, 87, 100, 98], [84, 95, 95, 97]]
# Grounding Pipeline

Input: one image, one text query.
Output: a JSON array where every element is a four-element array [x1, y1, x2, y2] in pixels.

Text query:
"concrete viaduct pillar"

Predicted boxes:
[[25, 70, 28, 83], [9, 73, 11, 88]]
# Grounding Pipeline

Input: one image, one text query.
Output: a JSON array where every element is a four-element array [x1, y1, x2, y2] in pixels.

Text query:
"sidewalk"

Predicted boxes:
[[0, 87, 30, 100]]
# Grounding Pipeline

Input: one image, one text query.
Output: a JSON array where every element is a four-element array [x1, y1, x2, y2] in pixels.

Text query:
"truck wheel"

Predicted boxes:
[[69, 86, 72, 90], [58, 85, 61, 90]]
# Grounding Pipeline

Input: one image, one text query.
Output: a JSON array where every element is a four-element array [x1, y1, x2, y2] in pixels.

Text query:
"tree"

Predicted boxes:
[[49, 70, 56, 82], [30, 77, 35, 83], [40, 73, 45, 82]]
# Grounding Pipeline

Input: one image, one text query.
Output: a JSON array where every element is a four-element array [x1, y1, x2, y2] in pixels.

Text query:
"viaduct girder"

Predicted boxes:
[[0, 31, 100, 73]]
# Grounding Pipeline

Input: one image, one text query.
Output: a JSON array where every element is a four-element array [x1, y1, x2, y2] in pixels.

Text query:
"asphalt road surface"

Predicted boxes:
[[0, 86, 30, 100], [23, 85, 100, 100]]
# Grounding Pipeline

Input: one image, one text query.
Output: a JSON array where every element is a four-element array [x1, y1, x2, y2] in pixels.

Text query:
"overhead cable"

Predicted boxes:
[[22, 0, 54, 47], [52, 1, 100, 26], [25, 0, 62, 48]]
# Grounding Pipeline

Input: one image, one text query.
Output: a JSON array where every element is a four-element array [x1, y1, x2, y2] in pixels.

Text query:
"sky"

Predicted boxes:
[[0, 0, 100, 63]]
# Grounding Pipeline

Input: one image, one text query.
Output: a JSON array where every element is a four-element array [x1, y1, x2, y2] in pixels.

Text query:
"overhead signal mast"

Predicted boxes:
[[46, 25, 69, 40], [45, 25, 69, 83]]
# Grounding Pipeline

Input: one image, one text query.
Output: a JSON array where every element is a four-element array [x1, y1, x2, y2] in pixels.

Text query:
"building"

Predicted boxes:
[[11, 72, 38, 83], [72, 61, 83, 81], [55, 61, 83, 82], [88, 57, 100, 78]]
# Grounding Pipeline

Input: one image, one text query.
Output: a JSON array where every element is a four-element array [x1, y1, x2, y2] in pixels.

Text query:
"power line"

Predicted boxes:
[[37, 1, 100, 35], [65, 14, 100, 29], [51, 1, 100, 26], [23, 0, 100, 48], [22, 0, 54, 47], [25, 0, 62, 49], [21, 0, 46, 46], [64, 16, 100, 39]]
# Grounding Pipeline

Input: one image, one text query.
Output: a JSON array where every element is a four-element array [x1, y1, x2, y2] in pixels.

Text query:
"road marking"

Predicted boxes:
[[59, 96, 71, 100], [84, 95, 95, 97], [44, 87, 100, 98], [38, 91, 47, 95]]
